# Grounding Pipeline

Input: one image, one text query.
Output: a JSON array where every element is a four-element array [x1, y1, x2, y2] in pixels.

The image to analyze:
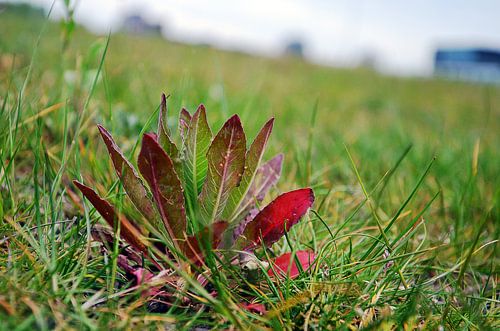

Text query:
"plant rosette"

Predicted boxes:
[[74, 94, 316, 310]]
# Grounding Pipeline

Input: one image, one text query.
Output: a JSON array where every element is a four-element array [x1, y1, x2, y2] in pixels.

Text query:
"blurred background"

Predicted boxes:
[[2, 0, 500, 80]]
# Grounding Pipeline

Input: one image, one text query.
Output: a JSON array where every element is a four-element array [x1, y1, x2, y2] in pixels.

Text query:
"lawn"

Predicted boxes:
[[0, 6, 498, 330]]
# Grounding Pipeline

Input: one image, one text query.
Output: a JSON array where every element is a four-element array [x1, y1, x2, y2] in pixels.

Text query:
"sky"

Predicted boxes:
[[6, 0, 500, 76]]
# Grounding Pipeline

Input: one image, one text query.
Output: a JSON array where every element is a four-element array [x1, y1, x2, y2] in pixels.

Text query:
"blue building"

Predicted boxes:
[[122, 15, 162, 35], [434, 48, 500, 84]]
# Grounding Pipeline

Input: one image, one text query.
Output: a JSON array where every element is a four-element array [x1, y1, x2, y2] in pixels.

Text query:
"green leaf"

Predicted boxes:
[[223, 118, 274, 223], [138, 133, 187, 242], [182, 104, 212, 217], [179, 107, 192, 140], [157, 93, 181, 172], [199, 115, 246, 224]]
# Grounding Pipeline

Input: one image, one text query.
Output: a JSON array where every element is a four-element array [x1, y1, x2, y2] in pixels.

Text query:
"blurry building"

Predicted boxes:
[[434, 48, 500, 84], [358, 52, 377, 70], [122, 15, 162, 35], [284, 41, 304, 58]]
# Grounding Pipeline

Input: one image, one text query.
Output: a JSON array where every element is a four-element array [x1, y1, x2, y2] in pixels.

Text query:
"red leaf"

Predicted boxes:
[[268, 250, 316, 279], [116, 256, 165, 298], [241, 188, 314, 249], [223, 118, 274, 222], [97, 125, 158, 223], [73, 180, 147, 254], [240, 302, 266, 314], [182, 221, 228, 265], [138, 133, 187, 242], [132, 267, 154, 285]]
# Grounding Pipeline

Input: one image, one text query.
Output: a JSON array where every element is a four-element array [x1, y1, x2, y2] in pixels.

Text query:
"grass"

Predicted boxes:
[[0, 6, 499, 330]]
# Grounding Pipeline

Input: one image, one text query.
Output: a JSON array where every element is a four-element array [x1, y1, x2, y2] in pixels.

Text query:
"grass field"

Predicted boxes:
[[0, 7, 499, 330]]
